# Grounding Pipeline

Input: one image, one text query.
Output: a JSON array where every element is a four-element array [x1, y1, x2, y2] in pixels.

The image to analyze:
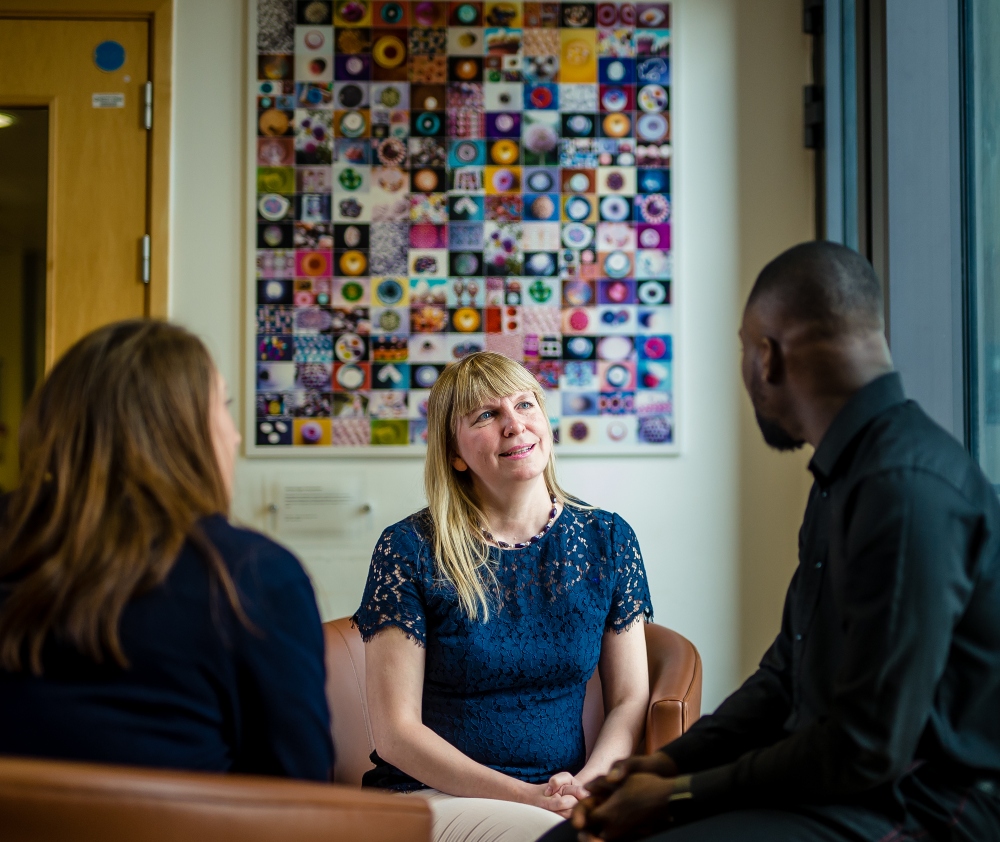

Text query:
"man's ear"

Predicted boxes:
[[761, 336, 785, 385]]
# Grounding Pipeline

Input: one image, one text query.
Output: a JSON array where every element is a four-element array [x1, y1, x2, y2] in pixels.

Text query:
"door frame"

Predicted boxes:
[[0, 0, 172, 336]]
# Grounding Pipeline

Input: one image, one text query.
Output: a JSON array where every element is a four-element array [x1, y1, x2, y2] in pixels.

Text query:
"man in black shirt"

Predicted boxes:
[[543, 242, 1000, 841]]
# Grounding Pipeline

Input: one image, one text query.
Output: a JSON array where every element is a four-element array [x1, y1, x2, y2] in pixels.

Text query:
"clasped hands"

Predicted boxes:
[[566, 752, 680, 841], [531, 771, 591, 817]]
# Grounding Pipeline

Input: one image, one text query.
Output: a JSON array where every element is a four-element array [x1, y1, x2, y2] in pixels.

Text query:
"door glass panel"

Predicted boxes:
[[0, 107, 47, 492]]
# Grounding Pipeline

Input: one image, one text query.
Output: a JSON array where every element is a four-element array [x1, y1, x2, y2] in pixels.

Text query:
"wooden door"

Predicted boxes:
[[0, 17, 150, 365]]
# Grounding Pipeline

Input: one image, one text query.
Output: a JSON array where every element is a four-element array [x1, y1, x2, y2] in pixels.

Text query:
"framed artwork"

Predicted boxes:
[[248, 0, 675, 455]]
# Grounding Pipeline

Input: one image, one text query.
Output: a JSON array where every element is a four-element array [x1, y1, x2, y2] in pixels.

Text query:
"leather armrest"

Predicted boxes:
[[582, 623, 703, 757], [644, 624, 702, 752], [324, 618, 376, 785], [0, 757, 431, 842]]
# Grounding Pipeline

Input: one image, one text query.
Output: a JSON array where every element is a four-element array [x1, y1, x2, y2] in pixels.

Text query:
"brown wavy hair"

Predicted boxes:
[[0, 320, 242, 674]]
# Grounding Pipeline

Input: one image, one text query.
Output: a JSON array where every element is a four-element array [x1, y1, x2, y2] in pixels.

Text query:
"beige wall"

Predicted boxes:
[[735, 2, 816, 679]]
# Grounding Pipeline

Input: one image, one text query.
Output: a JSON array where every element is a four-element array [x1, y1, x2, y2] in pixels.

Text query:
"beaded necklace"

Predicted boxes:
[[482, 495, 559, 550]]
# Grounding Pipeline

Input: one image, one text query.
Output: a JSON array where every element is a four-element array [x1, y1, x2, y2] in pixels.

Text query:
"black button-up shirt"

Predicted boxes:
[[663, 373, 1000, 812]]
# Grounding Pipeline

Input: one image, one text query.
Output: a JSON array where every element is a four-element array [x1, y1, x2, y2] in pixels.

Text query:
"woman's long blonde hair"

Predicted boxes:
[[0, 320, 242, 674], [424, 352, 569, 620]]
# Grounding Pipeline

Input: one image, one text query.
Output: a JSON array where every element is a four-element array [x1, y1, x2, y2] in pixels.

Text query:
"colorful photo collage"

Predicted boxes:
[[254, 0, 674, 449]]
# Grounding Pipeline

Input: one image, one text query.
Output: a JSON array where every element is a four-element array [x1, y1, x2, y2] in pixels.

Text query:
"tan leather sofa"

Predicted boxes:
[[0, 755, 431, 842], [0, 617, 700, 841], [324, 617, 703, 785]]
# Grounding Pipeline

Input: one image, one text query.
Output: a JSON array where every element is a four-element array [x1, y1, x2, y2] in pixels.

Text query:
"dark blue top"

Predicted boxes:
[[0, 515, 333, 782], [353, 504, 651, 789]]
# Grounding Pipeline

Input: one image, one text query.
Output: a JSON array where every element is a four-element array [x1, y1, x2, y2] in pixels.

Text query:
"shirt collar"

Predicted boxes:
[[808, 372, 906, 483]]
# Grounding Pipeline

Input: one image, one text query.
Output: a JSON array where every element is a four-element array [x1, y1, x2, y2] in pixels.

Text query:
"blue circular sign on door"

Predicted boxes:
[[94, 40, 126, 72]]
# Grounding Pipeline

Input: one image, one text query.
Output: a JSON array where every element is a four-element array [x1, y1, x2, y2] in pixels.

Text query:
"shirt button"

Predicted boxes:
[[821, 490, 828, 498], [795, 634, 803, 641], [815, 562, 823, 569]]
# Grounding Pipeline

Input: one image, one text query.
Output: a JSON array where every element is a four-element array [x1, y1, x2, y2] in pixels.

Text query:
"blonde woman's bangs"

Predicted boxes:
[[449, 354, 548, 422]]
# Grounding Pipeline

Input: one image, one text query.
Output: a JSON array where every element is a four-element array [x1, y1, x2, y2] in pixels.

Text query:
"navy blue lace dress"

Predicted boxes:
[[352, 504, 652, 791]]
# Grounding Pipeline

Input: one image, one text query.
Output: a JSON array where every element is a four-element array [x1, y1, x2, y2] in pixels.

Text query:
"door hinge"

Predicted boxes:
[[143, 81, 153, 130], [141, 235, 151, 284]]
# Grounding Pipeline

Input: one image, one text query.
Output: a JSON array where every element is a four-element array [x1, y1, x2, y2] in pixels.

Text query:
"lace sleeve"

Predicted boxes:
[[352, 521, 427, 646], [606, 513, 653, 632]]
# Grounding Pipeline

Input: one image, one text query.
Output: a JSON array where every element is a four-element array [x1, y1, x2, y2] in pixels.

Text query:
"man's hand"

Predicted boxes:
[[571, 773, 677, 842], [585, 752, 679, 801]]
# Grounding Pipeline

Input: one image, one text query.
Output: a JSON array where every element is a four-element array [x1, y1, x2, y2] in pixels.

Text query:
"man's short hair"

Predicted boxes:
[[747, 241, 884, 334]]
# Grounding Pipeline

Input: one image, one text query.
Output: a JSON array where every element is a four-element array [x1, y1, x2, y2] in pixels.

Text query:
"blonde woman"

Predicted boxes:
[[354, 352, 652, 842]]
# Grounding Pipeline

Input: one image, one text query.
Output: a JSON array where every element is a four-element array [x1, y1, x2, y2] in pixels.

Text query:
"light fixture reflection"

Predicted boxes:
[[0, 113, 16, 129]]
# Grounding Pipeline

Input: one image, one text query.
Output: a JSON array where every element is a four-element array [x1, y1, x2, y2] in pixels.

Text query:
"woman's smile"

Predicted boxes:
[[500, 443, 535, 459]]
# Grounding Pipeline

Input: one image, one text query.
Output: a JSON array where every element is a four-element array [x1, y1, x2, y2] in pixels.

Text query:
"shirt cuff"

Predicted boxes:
[[688, 763, 739, 807]]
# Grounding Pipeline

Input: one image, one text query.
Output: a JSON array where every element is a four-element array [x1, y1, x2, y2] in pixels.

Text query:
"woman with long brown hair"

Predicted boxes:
[[0, 320, 332, 780]]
